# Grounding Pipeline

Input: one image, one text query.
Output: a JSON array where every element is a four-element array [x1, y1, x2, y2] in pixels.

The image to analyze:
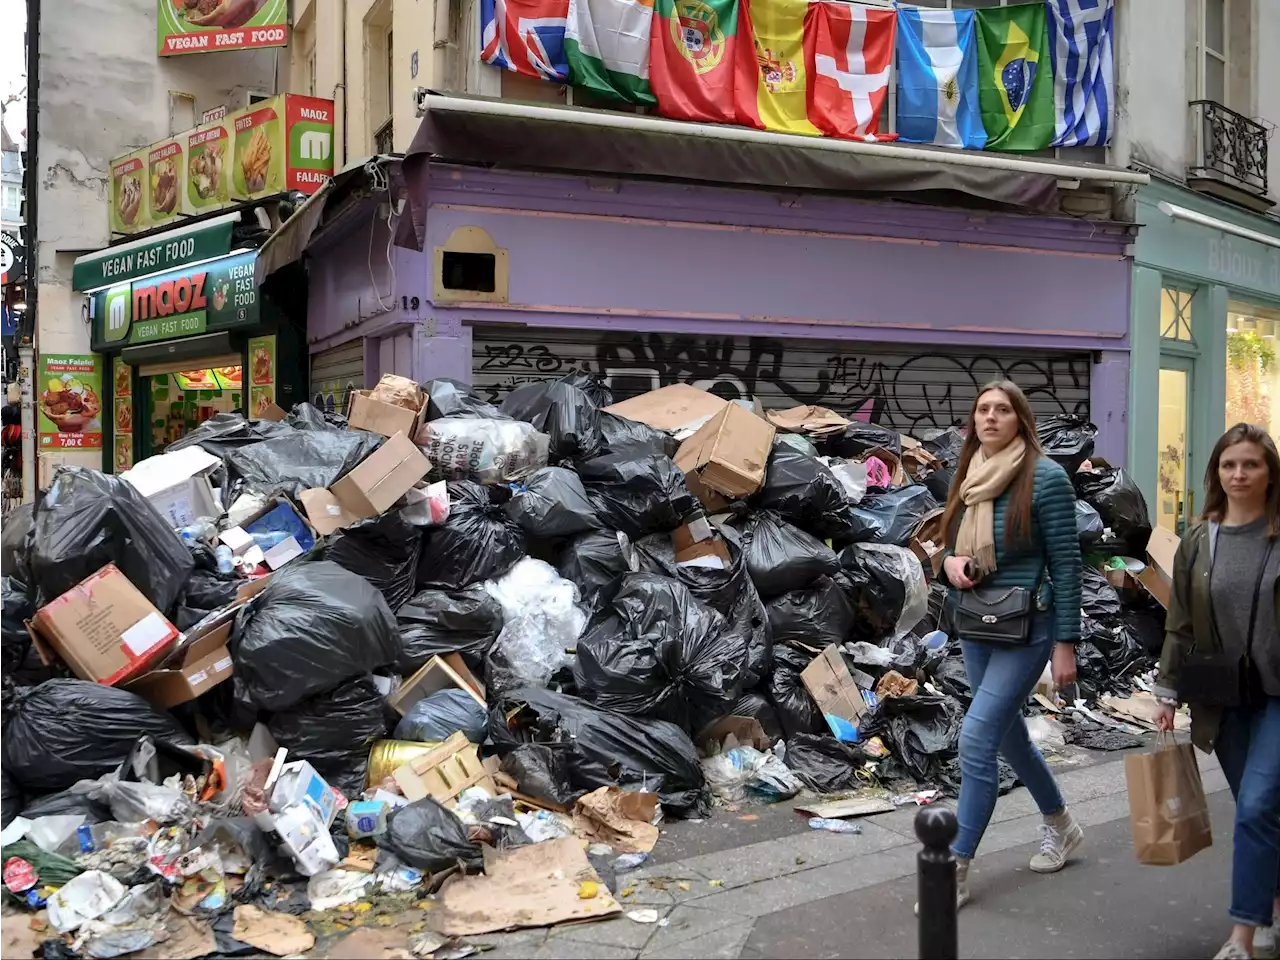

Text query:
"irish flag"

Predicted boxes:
[[734, 0, 817, 135], [566, 0, 657, 105], [650, 0, 740, 123], [805, 1, 895, 141]]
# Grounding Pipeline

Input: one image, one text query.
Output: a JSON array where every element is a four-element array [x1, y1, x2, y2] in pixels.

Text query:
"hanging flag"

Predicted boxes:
[[805, 2, 895, 142], [734, 0, 816, 135], [650, 0, 740, 124], [481, 0, 571, 83], [975, 1, 1054, 151], [566, 0, 657, 104], [895, 7, 986, 149], [1048, 0, 1114, 147]]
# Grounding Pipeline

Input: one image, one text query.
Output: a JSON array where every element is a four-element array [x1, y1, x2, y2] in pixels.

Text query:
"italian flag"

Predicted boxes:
[[566, 0, 657, 105], [650, 0, 740, 124], [734, 0, 817, 135]]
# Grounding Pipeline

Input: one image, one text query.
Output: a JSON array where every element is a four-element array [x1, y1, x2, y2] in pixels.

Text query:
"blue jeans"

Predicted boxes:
[[1215, 696, 1280, 928], [952, 618, 1066, 860]]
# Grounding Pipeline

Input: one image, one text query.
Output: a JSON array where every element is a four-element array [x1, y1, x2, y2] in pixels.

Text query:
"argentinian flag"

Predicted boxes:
[[895, 6, 987, 149]]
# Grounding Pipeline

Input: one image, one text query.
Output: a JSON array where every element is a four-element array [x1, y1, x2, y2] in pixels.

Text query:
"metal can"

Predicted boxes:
[[365, 739, 442, 788]]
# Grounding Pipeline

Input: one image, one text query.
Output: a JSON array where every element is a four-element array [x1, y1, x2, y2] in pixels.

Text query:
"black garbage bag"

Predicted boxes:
[[859, 694, 963, 785], [29, 468, 195, 611], [559, 371, 614, 408], [1076, 500, 1105, 546], [499, 743, 584, 808], [633, 533, 771, 689], [918, 463, 959, 503], [225, 429, 384, 499], [766, 575, 856, 651], [578, 452, 697, 539], [916, 427, 965, 462], [574, 573, 744, 733], [1082, 567, 1122, 618], [505, 467, 602, 539], [395, 689, 488, 743], [712, 691, 785, 743], [1124, 604, 1167, 655], [598, 412, 678, 458], [1, 577, 35, 673], [19, 786, 113, 824], [397, 585, 503, 674], [767, 645, 826, 738], [488, 687, 709, 817], [844, 485, 939, 548], [174, 542, 243, 628], [784, 733, 866, 793], [2, 767, 20, 828], [751, 445, 858, 540], [1037, 415, 1098, 476], [1, 502, 32, 580], [232, 561, 401, 711], [839, 543, 925, 643], [737, 511, 838, 599], [1083, 617, 1150, 682], [1072, 639, 1110, 701], [1074, 467, 1153, 557], [418, 482, 525, 590], [2, 680, 192, 793], [166, 412, 294, 459], [267, 676, 391, 798], [936, 755, 1018, 797], [284, 402, 348, 431], [327, 510, 423, 611], [556, 529, 633, 603], [501, 380, 603, 462], [923, 651, 972, 706], [382, 797, 483, 872], [826, 422, 900, 459], [423, 378, 504, 421]]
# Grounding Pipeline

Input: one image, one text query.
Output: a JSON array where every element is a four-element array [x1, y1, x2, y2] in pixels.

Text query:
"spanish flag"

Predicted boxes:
[[734, 0, 818, 136]]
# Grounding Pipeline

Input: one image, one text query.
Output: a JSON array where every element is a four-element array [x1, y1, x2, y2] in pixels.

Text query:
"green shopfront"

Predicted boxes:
[[72, 212, 307, 472], [1130, 179, 1280, 536]]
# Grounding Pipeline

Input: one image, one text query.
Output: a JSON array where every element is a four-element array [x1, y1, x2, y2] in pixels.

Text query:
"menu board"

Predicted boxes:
[[38, 355, 104, 451]]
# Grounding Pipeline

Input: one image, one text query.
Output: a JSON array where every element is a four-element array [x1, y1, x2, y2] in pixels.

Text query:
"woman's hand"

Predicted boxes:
[[943, 555, 976, 589], [1051, 642, 1077, 688], [1154, 704, 1175, 733]]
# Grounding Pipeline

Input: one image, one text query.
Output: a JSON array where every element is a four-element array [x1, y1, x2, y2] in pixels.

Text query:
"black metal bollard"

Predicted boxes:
[[915, 805, 959, 960]]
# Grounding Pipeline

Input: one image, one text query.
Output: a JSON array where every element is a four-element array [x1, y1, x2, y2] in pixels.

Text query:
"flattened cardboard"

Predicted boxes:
[[801, 643, 868, 725], [672, 519, 733, 567], [1136, 527, 1179, 608], [122, 447, 221, 529], [676, 404, 775, 502], [257, 403, 289, 422], [298, 488, 362, 537], [603, 384, 728, 435], [331, 432, 431, 519], [766, 405, 849, 437], [348, 391, 426, 439], [698, 716, 771, 751], [30, 564, 180, 686]]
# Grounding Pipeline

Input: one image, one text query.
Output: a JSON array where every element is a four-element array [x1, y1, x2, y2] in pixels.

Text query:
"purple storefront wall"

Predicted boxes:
[[307, 164, 1134, 462]]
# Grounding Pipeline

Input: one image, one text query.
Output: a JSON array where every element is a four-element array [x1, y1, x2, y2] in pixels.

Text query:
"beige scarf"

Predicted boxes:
[[954, 437, 1027, 576]]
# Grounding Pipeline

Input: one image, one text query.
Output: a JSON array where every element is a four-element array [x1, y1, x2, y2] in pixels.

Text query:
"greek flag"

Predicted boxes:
[[1048, 0, 1114, 147], [895, 7, 986, 150]]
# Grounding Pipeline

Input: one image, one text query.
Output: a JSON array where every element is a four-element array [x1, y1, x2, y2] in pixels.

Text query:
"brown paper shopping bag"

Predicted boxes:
[[1124, 737, 1213, 865]]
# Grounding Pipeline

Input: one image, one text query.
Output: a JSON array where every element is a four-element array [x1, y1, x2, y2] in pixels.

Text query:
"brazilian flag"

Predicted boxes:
[[976, 2, 1054, 152]]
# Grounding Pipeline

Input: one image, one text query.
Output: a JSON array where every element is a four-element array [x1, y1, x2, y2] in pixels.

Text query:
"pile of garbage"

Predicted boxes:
[[0, 374, 1171, 955]]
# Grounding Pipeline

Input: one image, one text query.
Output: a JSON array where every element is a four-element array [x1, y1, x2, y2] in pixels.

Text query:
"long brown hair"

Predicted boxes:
[[1201, 422, 1280, 537], [940, 380, 1044, 549]]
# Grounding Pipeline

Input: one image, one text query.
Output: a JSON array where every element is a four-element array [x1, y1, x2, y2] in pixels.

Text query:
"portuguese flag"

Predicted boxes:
[[734, 0, 818, 135], [650, 0, 740, 124], [975, 1, 1054, 151]]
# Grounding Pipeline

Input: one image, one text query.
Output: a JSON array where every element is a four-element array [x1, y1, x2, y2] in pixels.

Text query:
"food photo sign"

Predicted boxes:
[[39, 356, 104, 451], [158, 0, 289, 55]]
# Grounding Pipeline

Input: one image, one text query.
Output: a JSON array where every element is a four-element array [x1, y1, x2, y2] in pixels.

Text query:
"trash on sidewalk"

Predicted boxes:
[[571, 787, 660, 854], [392, 731, 499, 805], [231, 904, 316, 957], [808, 817, 863, 834], [794, 796, 895, 819]]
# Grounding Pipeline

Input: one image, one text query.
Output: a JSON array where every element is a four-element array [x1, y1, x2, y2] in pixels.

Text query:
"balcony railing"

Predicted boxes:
[[373, 116, 395, 156], [1189, 99, 1269, 198]]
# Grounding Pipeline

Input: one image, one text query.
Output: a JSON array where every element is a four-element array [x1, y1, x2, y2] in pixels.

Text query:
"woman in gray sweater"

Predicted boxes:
[[1154, 423, 1280, 960]]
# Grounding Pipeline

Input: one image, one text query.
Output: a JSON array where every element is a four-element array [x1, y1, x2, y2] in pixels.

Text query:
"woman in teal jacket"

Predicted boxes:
[[938, 380, 1084, 909]]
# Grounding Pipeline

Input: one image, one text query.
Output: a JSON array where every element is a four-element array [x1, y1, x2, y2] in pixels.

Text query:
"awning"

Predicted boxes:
[[72, 211, 243, 292], [396, 93, 1151, 251], [1158, 201, 1280, 250]]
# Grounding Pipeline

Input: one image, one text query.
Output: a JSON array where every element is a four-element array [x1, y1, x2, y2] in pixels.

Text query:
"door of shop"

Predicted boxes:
[[1157, 358, 1194, 535], [471, 327, 1093, 434]]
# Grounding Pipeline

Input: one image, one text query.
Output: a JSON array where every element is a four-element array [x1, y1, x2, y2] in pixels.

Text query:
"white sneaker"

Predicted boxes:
[[1254, 917, 1278, 959], [1029, 811, 1083, 874], [913, 858, 970, 915], [1213, 941, 1252, 960]]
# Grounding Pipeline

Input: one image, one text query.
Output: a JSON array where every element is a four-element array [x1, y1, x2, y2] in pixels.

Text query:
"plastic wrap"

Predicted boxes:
[[1037, 414, 1098, 476], [751, 445, 859, 539], [28, 467, 195, 611], [485, 558, 586, 687], [396, 585, 503, 674], [577, 452, 698, 539], [766, 575, 856, 651], [504, 467, 602, 539], [500, 380, 603, 462], [737, 511, 839, 599], [417, 417, 549, 484], [418, 482, 526, 590], [395, 689, 488, 743], [839, 543, 928, 643], [232, 561, 401, 712], [844, 485, 940, 548]]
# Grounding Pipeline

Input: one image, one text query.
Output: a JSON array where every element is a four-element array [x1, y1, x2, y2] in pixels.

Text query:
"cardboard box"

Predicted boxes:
[[909, 508, 947, 576], [672, 517, 732, 568], [299, 488, 362, 537], [392, 731, 499, 806], [270, 760, 339, 827], [1136, 527, 1179, 608], [801, 643, 868, 729], [122, 446, 221, 529], [348, 391, 427, 439], [331, 431, 431, 519], [29, 565, 180, 686], [675, 404, 775, 505], [124, 616, 234, 709], [389, 654, 486, 718], [603, 385, 728, 436]]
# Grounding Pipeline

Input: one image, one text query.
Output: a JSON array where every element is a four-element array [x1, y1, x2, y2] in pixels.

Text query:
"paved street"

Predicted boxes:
[[470, 748, 1236, 960]]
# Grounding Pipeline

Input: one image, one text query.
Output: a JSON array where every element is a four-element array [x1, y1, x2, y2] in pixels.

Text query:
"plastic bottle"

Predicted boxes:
[[214, 545, 235, 574]]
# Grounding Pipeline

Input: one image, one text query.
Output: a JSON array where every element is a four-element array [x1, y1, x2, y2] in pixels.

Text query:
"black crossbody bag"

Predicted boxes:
[[951, 564, 1047, 647], [1176, 537, 1275, 708]]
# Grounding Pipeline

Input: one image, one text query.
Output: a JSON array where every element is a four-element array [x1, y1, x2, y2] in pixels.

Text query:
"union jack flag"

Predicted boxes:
[[480, 0, 571, 82]]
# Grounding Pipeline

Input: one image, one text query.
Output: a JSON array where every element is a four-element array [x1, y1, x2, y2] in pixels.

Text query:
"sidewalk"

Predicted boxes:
[[469, 750, 1234, 960]]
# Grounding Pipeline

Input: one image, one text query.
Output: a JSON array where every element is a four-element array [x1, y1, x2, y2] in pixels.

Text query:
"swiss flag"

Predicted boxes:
[[805, 2, 896, 142]]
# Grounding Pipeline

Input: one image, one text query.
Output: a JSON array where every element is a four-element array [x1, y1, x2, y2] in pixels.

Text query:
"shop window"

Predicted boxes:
[[1225, 302, 1280, 436], [1161, 287, 1195, 342]]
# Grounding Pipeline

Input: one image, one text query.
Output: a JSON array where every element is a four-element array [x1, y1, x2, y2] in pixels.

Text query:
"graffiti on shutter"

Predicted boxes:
[[310, 338, 366, 417], [472, 328, 1091, 433]]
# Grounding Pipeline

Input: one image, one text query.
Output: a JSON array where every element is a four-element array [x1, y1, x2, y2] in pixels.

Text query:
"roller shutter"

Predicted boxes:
[[472, 327, 1091, 433], [310, 338, 365, 417]]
